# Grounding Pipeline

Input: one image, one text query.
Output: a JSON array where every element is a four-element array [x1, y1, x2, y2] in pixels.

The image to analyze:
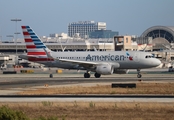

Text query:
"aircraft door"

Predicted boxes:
[[134, 53, 139, 62]]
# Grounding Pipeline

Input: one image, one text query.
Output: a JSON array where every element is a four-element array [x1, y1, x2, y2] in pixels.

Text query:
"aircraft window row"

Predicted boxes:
[[57, 57, 86, 59], [145, 55, 154, 58]]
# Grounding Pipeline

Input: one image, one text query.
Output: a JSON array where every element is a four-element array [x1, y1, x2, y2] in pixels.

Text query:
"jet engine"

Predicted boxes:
[[95, 64, 114, 75], [113, 69, 129, 74]]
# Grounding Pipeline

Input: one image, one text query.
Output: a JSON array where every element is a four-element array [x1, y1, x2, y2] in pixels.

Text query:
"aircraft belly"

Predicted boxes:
[[54, 62, 75, 69], [119, 62, 141, 69]]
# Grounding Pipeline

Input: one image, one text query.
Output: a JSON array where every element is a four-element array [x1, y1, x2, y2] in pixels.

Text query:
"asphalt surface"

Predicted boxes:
[[0, 73, 174, 89], [0, 69, 174, 102]]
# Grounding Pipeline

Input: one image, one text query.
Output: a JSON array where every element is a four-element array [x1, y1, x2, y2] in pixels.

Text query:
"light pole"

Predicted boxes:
[[14, 32, 20, 55], [11, 18, 22, 64], [0, 36, 2, 42], [11, 18, 21, 65]]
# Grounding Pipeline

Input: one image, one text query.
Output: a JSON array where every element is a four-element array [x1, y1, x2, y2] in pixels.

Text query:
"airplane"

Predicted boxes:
[[19, 26, 161, 78]]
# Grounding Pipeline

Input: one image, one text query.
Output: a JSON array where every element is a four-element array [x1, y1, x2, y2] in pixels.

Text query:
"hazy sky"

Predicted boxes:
[[1, 0, 174, 40]]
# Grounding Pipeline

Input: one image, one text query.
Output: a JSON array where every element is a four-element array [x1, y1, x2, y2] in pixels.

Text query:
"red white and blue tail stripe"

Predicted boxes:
[[21, 26, 54, 62]]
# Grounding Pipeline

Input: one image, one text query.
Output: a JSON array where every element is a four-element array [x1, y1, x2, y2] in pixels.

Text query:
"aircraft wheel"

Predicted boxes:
[[84, 73, 90, 78], [50, 74, 53, 78], [137, 74, 142, 78], [94, 72, 101, 78]]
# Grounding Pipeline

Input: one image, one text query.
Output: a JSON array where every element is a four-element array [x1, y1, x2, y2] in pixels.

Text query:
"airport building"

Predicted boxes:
[[88, 30, 119, 38], [68, 21, 106, 38], [1, 26, 174, 53], [0, 38, 114, 53], [141, 26, 174, 50]]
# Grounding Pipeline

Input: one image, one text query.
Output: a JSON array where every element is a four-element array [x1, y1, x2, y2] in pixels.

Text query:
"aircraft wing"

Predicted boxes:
[[57, 58, 120, 69], [43, 48, 119, 68], [57, 59, 100, 68], [59, 59, 99, 64], [57, 59, 120, 69], [43, 48, 98, 67]]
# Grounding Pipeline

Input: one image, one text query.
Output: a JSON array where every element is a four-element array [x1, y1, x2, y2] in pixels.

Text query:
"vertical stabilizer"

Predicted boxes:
[[21, 26, 53, 61]]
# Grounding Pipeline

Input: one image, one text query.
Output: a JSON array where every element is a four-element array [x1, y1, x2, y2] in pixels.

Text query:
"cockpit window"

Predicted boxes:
[[145, 55, 154, 58], [145, 56, 150, 58]]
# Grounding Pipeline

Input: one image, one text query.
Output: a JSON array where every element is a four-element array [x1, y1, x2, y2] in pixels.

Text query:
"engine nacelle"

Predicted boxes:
[[95, 64, 114, 75], [113, 69, 129, 74]]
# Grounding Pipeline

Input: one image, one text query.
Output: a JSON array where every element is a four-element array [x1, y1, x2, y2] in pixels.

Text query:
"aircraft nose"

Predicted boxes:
[[154, 59, 161, 67]]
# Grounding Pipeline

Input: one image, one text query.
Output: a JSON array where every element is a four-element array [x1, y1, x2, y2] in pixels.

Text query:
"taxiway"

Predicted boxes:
[[0, 71, 174, 102]]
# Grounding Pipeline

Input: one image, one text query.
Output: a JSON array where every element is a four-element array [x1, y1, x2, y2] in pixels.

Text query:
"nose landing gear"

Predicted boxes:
[[137, 69, 142, 78]]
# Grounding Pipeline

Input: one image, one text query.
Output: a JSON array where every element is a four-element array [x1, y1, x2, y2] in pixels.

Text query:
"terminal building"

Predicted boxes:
[[88, 30, 119, 39], [141, 26, 174, 50], [0, 26, 174, 53], [140, 26, 174, 62]]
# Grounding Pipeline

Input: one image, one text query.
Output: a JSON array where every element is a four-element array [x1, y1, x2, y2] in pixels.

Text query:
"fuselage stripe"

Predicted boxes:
[[28, 58, 54, 61]]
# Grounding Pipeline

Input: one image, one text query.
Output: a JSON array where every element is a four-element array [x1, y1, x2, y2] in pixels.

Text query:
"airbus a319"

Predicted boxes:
[[19, 26, 161, 78]]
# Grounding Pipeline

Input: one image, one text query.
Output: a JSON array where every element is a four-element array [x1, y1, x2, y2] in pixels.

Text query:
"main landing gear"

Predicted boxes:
[[84, 71, 101, 78], [94, 72, 101, 78], [84, 72, 90, 78], [137, 69, 142, 78]]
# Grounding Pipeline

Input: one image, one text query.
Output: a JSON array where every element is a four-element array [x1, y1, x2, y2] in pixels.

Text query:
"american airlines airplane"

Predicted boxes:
[[19, 26, 161, 78]]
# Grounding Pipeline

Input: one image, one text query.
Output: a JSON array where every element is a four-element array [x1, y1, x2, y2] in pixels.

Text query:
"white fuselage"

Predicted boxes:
[[22, 51, 161, 70]]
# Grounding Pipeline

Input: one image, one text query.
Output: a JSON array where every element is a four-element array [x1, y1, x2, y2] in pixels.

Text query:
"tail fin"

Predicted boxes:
[[21, 26, 53, 61]]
